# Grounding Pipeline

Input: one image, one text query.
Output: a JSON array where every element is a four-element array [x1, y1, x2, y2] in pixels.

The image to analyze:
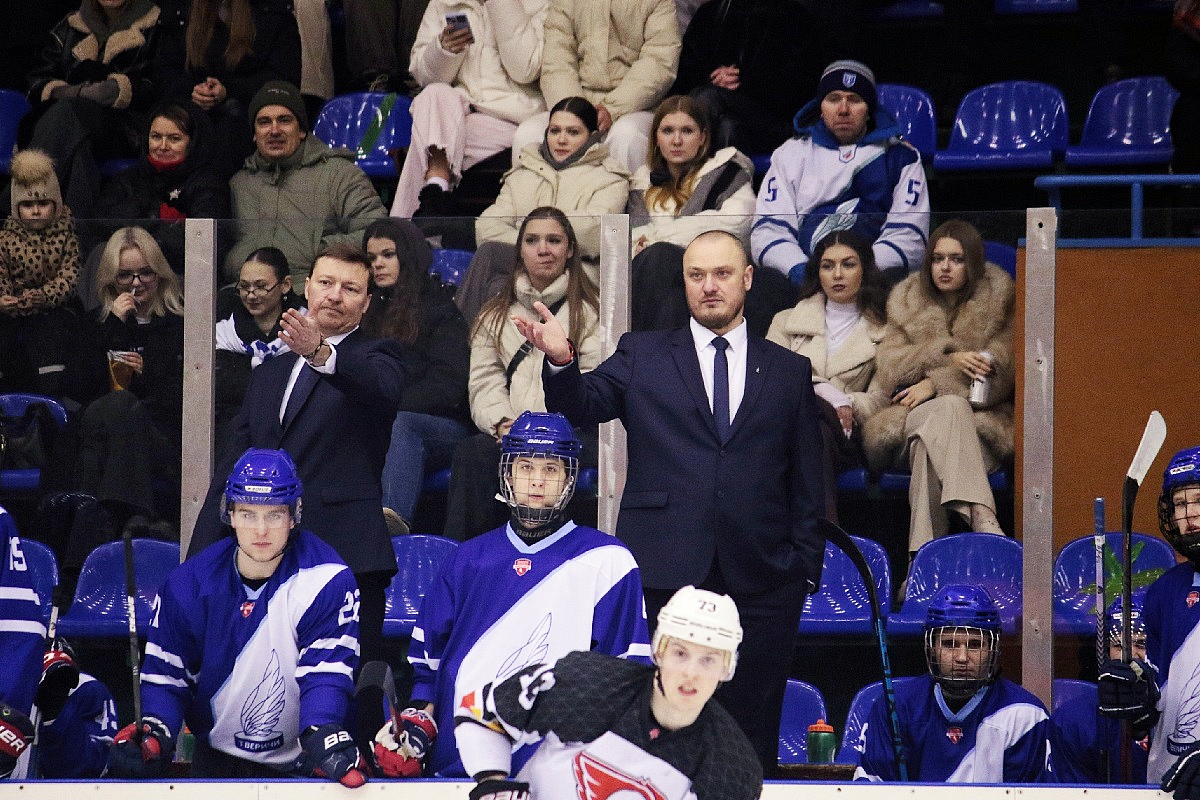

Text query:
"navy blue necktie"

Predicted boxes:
[[712, 336, 730, 442], [283, 362, 317, 428]]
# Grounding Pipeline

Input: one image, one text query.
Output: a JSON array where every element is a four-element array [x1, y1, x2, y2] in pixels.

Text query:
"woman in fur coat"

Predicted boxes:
[[863, 219, 1014, 556]]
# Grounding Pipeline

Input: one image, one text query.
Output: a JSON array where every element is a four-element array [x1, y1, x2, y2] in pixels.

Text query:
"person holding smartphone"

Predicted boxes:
[[390, 0, 550, 218]]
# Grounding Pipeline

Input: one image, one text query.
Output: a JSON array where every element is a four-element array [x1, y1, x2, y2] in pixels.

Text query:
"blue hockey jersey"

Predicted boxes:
[[0, 509, 47, 716], [855, 674, 1049, 782], [140, 530, 359, 769], [1050, 681, 1148, 784], [37, 674, 118, 778], [408, 521, 651, 777], [1145, 561, 1200, 782]]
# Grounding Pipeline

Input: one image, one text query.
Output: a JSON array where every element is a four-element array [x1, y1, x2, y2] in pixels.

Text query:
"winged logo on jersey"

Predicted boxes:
[[573, 750, 668, 800], [1168, 658, 1200, 755], [236, 649, 287, 753], [495, 613, 552, 683], [808, 198, 860, 250]]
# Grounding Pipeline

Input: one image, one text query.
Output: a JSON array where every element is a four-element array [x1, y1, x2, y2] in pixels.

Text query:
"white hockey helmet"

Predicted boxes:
[[652, 586, 743, 681]]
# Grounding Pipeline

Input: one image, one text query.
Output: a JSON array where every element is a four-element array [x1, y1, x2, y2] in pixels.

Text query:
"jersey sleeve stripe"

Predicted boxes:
[[0, 619, 46, 636], [0, 587, 41, 603], [142, 673, 189, 689], [302, 634, 359, 653], [144, 642, 185, 669], [296, 662, 354, 678]]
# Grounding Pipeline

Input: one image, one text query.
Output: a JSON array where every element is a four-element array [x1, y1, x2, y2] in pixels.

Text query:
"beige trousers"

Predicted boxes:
[[294, 0, 335, 98], [903, 394, 998, 552]]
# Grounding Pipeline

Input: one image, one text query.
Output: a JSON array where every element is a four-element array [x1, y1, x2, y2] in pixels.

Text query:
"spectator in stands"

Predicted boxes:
[[214, 246, 304, 444], [863, 220, 1011, 566], [751, 60, 930, 286], [223, 81, 387, 284], [625, 95, 756, 333], [23, 0, 160, 219], [65, 226, 184, 530], [510, 0, 681, 175], [0, 149, 80, 397], [766, 230, 887, 521], [388, 0, 549, 218], [443, 207, 599, 541], [341, 0, 425, 92], [152, 0, 301, 180], [373, 411, 650, 779], [360, 218, 470, 536], [293, 0, 334, 122], [855, 584, 1049, 782], [458, 96, 630, 324], [669, 0, 821, 156]]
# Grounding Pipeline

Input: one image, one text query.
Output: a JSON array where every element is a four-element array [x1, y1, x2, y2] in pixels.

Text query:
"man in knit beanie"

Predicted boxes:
[[752, 58, 930, 285]]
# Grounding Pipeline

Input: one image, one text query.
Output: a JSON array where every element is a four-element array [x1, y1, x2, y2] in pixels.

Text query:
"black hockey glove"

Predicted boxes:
[[1163, 748, 1200, 800], [37, 639, 80, 720], [0, 703, 33, 779], [469, 778, 531, 800], [1098, 658, 1160, 731], [296, 724, 367, 787], [107, 717, 173, 779]]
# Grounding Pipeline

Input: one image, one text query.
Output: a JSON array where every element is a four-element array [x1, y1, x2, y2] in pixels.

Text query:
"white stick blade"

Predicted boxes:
[[1127, 410, 1167, 485]]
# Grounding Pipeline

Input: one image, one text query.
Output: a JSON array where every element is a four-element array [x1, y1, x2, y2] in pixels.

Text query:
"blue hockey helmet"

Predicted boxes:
[[924, 584, 1001, 699], [1160, 446, 1200, 561], [221, 448, 303, 524], [1105, 594, 1147, 653], [499, 412, 580, 528]]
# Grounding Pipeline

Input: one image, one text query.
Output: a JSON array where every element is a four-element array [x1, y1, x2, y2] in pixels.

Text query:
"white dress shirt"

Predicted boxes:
[[689, 317, 748, 423]]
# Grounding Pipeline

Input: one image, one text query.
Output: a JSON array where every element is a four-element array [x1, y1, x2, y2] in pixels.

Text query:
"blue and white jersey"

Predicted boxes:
[[141, 530, 359, 769], [751, 107, 929, 283], [36, 673, 119, 778], [1049, 681, 1148, 784], [1145, 562, 1200, 782], [409, 521, 651, 777], [855, 674, 1049, 782], [0, 510, 47, 716]]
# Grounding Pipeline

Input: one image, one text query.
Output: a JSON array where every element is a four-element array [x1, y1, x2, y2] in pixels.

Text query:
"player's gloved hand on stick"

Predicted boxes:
[[1098, 658, 1160, 730], [1163, 748, 1200, 800], [296, 724, 367, 787], [108, 717, 173, 778], [0, 703, 33, 779], [374, 707, 437, 778], [37, 638, 80, 720], [469, 777, 531, 800]]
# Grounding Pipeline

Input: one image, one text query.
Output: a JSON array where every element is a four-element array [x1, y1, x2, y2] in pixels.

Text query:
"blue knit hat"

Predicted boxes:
[[816, 60, 877, 117]]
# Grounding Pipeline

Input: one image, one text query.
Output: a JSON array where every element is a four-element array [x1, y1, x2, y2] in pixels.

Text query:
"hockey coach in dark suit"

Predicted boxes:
[[512, 229, 825, 773]]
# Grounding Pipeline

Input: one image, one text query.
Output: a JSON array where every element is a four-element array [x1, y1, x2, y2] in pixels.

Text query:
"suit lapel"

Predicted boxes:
[[669, 327, 720, 441], [731, 336, 769, 441]]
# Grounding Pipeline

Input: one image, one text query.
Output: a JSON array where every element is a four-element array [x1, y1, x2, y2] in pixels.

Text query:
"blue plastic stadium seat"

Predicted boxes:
[[778, 678, 828, 765], [996, 0, 1078, 12], [878, 83, 937, 161], [0, 89, 31, 176], [21, 538, 59, 622], [313, 92, 414, 178], [1052, 532, 1174, 636], [1065, 77, 1179, 168], [421, 468, 451, 493], [837, 676, 922, 765], [836, 468, 869, 492], [879, 468, 1009, 494], [799, 534, 890, 636], [877, 0, 944, 17], [56, 539, 180, 638], [0, 393, 69, 493], [934, 81, 1069, 171], [984, 240, 1018, 279], [430, 248, 474, 288], [887, 533, 1023, 635], [383, 534, 457, 639]]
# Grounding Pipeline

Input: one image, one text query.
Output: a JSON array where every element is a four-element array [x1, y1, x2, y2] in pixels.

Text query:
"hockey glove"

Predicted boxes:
[[107, 716, 173, 779], [1098, 658, 1160, 731], [1163, 748, 1200, 800], [37, 639, 80, 720], [468, 778, 531, 800], [296, 724, 367, 788], [0, 703, 33, 779], [374, 707, 437, 778]]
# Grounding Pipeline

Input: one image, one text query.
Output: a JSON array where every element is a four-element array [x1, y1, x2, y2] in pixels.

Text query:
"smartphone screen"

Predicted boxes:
[[445, 13, 470, 32]]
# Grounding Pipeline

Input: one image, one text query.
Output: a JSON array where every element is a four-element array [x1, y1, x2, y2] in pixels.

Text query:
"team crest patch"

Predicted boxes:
[[839, 146, 856, 163], [241, 600, 255, 618], [513, 558, 532, 576], [573, 750, 668, 800], [946, 726, 963, 744], [1188, 591, 1199, 608], [842, 73, 856, 89]]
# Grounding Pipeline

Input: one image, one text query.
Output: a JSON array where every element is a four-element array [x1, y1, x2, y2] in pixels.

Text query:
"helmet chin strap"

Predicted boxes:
[[510, 508, 566, 543]]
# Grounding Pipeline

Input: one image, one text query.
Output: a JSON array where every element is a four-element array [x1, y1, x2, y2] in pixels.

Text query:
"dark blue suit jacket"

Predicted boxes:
[[189, 329, 408, 575], [543, 326, 824, 594]]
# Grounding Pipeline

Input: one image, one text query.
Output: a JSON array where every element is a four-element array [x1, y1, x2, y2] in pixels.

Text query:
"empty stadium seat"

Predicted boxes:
[[1052, 532, 1174, 635], [430, 248, 473, 288], [878, 84, 938, 161], [934, 81, 1069, 171], [877, 1, 944, 18], [837, 677, 921, 765], [778, 678, 828, 765], [799, 534, 890, 636], [995, 0, 1078, 12], [887, 533, 1023, 635], [313, 92, 414, 178], [20, 537, 59, 622], [0, 393, 69, 493], [382, 534, 457, 638], [56, 539, 180, 638], [0, 89, 30, 176], [984, 240, 1018, 278], [1065, 76, 1179, 168]]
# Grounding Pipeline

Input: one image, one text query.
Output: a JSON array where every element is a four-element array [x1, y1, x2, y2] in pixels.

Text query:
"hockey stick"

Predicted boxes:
[[123, 530, 143, 727], [818, 518, 908, 781], [1119, 410, 1166, 782], [25, 585, 67, 781], [356, 660, 400, 732], [1093, 497, 1110, 782]]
